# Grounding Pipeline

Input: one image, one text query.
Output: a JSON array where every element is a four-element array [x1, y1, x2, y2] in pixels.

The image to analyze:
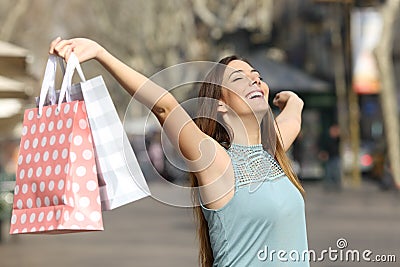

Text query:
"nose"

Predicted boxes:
[[250, 76, 261, 86], [247, 71, 261, 85]]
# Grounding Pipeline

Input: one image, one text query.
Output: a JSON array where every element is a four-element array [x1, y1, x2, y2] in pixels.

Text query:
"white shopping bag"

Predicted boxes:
[[59, 53, 151, 210]]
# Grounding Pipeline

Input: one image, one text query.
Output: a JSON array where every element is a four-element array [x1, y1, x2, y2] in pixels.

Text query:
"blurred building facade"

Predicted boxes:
[[0, 41, 34, 139], [0, 0, 398, 183], [0, 40, 35, 229]]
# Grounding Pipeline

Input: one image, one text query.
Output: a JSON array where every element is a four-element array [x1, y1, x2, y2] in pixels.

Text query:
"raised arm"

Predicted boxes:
[[50, 37, 231, 191], [51, 37, 178, 125], [272, 91, 304, 151]]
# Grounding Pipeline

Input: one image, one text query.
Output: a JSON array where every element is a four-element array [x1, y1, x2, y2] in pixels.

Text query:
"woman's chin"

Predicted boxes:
[[253, 105, 270, 120], [250, 100, 269, 113]]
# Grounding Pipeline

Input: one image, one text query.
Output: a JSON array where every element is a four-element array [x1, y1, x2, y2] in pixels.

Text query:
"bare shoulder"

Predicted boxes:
[[192, 139, 235, 210], [186, 137, 231, 181]]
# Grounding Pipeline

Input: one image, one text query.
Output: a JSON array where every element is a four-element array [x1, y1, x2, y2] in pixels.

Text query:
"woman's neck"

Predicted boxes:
[[228, 114, 262, 145]]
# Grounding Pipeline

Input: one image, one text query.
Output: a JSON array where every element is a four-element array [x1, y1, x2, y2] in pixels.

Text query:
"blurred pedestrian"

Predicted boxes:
[[323, 124, 342, 191], [147, 130, 165, 177], [50, 38, 309, 266], [380, 152, 396, 191]]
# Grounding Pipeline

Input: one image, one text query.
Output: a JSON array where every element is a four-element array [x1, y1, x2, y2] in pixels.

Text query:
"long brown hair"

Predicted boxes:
[[191, 55, 305, 267]]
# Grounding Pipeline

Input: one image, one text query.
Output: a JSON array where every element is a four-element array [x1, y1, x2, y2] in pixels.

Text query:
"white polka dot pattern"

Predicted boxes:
[[10, 101, 103, 234]]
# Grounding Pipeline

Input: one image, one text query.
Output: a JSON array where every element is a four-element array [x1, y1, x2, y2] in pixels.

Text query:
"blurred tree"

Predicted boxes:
[[374, 0, 400, 188], [0, 0, 30, 42], [0, 0, 274, 116]]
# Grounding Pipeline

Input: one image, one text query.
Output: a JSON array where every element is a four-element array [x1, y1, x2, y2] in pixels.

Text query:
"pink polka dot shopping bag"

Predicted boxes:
[[10, 55, 103, 234], [33, 54, 151, 211]]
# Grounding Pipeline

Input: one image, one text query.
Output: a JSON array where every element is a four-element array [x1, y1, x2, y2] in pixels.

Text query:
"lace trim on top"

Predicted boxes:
[[227, 143, 285, 188]]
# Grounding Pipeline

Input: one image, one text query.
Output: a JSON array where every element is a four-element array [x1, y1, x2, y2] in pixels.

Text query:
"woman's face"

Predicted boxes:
[[221, 60, 270, 118]]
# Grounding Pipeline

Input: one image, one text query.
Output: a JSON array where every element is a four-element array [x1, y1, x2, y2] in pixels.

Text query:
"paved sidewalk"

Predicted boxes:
[[0, 181, 198, 267], [0, 180, 399, 267], [305, 181, 400, 267]]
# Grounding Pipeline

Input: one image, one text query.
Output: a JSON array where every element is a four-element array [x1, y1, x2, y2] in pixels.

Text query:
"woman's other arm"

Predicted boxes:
[[272, 91, 304, 151]]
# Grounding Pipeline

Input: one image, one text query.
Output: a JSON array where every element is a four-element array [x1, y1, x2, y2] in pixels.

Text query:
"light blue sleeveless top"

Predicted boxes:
[[200, 143, 309, 266]]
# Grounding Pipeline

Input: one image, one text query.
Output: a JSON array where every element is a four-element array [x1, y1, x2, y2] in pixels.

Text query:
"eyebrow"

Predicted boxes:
[[228, 69, 260, 79]]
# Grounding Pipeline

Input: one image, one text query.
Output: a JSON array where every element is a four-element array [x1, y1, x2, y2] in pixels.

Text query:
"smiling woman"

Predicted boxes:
[[219, 60, 270, 121], [192, 55, 307, 266], [50, 38, 308, 267]]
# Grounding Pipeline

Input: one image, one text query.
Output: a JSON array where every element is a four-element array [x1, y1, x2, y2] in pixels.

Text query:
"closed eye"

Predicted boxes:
[[232, 77, 243, 82]]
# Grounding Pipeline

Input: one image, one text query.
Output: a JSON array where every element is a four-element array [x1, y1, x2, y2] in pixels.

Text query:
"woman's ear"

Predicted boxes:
[[217, 100, 228, 113]]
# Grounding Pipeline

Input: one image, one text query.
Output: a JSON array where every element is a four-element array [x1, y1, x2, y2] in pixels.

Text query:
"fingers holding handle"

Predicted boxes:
[[49, 37, 103, 64], [49, 37, 75, 61], [49, 37, 61, 54]]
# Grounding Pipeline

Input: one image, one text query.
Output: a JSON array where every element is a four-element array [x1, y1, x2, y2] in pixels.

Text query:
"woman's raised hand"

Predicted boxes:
[[49, 37, 104, 63], [273, 91, 300, 111]]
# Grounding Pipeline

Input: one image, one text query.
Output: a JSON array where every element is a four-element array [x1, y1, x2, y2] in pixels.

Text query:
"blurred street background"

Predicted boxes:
[[0, 0, 399, 266], [0, 180, 399, 266]]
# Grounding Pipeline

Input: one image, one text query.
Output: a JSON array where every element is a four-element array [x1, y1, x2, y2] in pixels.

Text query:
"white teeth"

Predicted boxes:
[[247, 91, 263, 99]]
